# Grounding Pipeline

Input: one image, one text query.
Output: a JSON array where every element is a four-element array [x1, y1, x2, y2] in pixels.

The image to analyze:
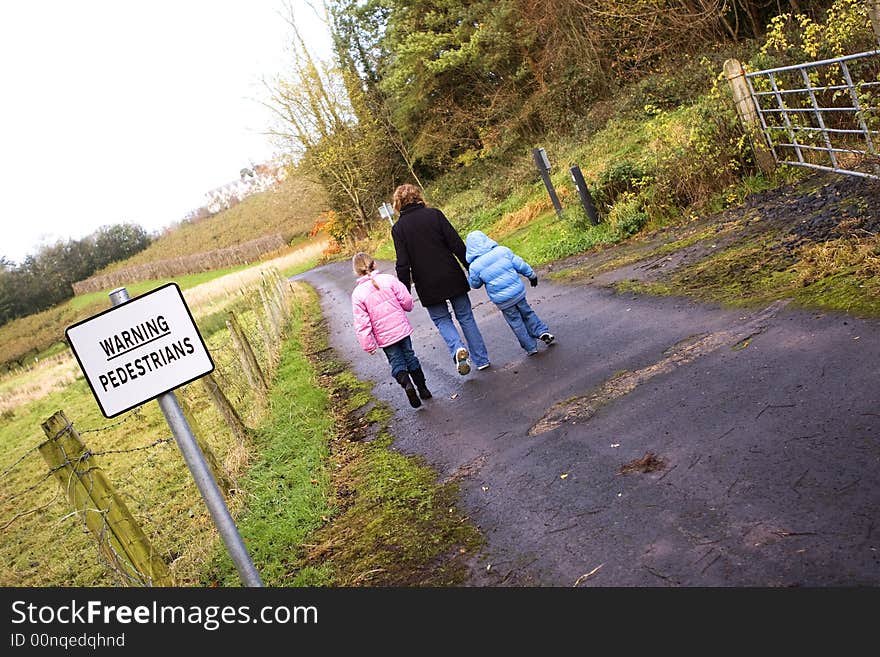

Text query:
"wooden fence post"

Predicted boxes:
[[177, 394, 234, 495], [271, 270, 291, 331], [870, 1, 880, 47], [226, 312, 269, 401], [201, 373, 249, 442], [246, 290, 275, 362], [266, 272, 286, 329], [273, 270, 289, 308], [258, 280, 281, 341], [724, 58, 776, 176], [39, 411, 173, 586]]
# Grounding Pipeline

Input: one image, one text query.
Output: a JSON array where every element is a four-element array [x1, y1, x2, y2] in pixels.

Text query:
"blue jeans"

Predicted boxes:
[[501, 297, 549, 353], [424, 293, 490, 367], [382, 336, 421, 377]]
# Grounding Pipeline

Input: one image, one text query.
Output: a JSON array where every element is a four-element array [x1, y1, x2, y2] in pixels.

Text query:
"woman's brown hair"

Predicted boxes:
[[392, 184, 425, 212]]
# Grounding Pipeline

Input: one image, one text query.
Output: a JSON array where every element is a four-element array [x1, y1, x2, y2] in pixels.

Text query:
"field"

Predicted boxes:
[[97, 171, 327, 273], [0, 306, 256, 584], [0, 238, 328, 373], [0, 252, 309, 584]]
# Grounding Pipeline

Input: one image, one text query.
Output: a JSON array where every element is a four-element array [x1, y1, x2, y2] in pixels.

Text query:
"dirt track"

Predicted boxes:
[[299, 224, 880, 586]]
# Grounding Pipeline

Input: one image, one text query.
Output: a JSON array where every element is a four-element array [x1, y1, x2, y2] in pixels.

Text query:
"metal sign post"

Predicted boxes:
[[532, 147, 563, 219], [379, 201, 395, 227], [70, 285, 263, 587]]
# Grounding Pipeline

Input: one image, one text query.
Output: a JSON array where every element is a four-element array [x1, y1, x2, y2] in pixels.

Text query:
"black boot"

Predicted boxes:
[[394, 371, 422, 408], [409, 367, 432, 400]]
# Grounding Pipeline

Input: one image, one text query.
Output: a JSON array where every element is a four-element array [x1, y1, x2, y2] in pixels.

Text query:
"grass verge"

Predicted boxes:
[[616, 233, 880, 317], [603, 174, 880, 318]]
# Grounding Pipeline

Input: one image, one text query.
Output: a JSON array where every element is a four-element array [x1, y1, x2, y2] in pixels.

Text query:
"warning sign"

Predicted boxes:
[[66, 283, 214, 417]]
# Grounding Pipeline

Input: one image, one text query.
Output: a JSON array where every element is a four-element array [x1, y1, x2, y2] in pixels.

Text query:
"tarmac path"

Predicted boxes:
[[300, 260, 880, 586]]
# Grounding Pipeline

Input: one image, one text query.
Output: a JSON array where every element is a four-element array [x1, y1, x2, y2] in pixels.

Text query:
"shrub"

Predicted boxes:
[[321, 210, 362, 247], [758, 0, 875, 66], [594, 161, 654, 210], [607, 193, 650, 238]]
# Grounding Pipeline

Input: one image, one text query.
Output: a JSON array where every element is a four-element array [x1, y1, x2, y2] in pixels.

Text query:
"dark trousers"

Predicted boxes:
[[382, 336, 421, 377]]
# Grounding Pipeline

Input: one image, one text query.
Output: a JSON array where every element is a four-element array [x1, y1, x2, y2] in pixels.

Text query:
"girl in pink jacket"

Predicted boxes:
[[351, 252, 431, 408]]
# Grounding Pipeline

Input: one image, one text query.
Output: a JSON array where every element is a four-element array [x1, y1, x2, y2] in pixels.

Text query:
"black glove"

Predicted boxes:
[[529, 276, 538, 287]]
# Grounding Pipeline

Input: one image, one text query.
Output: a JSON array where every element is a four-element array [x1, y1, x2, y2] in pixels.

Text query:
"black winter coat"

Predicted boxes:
[[391, 202, 471, 307]]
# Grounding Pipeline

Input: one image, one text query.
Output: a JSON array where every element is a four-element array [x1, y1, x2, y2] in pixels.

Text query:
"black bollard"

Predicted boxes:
[[532, 147, 563, 219], [569, 165, 599, 226]]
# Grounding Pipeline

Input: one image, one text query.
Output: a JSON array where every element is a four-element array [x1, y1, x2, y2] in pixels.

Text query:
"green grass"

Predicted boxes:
[[549, 222, 723, 283], [374, 239, 396, 262], [202, 290, 335, 586], [794, 269, 880, 316], [0, 371, 243, 586], [306, 426, 480, 586], [615, 236, 798, 305], [500, 212, 618, 265], [30, 341, 69, 362], [280, 256, 320, 279], [615, 233, 880, 319]]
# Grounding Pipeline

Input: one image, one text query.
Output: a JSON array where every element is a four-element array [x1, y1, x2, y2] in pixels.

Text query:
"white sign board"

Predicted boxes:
[[66, 283, 214, 418]]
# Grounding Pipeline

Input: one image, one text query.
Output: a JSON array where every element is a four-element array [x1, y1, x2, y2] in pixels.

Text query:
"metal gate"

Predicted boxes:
[[745, 50, 880, 179]]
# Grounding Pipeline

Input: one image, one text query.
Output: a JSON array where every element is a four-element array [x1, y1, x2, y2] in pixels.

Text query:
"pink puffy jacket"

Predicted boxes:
[[351, 271, 414, 353]]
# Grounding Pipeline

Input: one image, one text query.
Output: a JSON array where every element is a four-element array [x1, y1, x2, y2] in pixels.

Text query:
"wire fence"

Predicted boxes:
[[745, 49, 880, 179], [0, 268, 298, 586]]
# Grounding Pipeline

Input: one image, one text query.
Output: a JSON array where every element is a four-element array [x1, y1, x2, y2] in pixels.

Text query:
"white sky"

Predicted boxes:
[[0, 0, 333, 265]]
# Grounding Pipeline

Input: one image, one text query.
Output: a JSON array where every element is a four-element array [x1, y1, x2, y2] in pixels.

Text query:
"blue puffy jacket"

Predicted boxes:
[[465, 230, 535, 309]]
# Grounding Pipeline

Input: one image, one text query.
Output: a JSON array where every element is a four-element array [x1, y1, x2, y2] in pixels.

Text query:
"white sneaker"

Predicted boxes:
[[476, 363, 491, 371], [539, 332, 555, 345], [455, 347, 471, 375]]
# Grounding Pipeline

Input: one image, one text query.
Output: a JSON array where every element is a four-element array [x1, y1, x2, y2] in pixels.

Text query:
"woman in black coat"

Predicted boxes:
[[391, 184, 490, 375]]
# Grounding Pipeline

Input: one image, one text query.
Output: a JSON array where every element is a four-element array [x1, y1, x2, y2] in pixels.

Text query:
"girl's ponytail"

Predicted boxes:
[[352, 252, 379, 289]]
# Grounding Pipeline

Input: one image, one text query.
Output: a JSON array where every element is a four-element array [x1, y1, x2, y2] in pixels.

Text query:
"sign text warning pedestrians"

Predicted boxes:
[[66, 283, 214, 417]]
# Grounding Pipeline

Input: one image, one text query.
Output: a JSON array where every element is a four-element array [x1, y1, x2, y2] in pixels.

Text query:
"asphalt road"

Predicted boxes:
[[299, 260, 880, 586]]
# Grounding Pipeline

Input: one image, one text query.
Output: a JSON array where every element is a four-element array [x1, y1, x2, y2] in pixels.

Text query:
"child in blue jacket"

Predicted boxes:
[[465, 230, 555, 355]]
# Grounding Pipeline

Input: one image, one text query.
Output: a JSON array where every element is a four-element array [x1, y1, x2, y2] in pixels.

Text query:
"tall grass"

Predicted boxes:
[[182, 239, 328, 311], [203, 292, 334, 585], [0, 352, 78, 415]]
